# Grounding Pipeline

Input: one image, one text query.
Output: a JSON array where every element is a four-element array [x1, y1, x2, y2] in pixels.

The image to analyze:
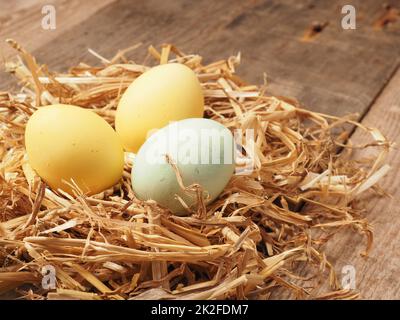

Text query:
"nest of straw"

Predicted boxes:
[[0, 40, 390, 300]]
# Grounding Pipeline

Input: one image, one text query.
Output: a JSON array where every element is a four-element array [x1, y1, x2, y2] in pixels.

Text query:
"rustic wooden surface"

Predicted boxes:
[[313, 67, 400, 299], [0, 0, 399, 299]]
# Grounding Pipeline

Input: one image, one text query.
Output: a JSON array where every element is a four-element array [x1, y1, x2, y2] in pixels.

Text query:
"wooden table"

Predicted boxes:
[[0, 0, 399, 299]]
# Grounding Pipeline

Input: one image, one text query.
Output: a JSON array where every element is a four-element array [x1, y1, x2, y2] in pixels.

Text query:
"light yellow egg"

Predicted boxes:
[[25, 104, 124, 195], [115, 63, 204, 152]]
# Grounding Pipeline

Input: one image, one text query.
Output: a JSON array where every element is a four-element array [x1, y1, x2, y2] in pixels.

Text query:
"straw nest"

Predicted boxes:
[[0, 40, 390, 300]]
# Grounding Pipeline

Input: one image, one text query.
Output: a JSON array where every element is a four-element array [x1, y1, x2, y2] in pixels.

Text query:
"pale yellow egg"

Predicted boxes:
[[25, 104, 124, 195], [115, 63, 204, 152]]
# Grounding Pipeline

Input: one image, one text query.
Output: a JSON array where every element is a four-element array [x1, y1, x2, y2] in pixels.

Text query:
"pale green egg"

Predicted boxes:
[[132, 118, 235, 214]]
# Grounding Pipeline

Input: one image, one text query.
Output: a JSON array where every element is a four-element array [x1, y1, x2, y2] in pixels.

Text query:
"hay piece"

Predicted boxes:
[[0, 40, 390, 300]]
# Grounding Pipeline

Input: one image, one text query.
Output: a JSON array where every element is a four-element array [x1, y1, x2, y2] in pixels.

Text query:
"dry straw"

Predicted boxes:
[[0, 40, 390, 300]]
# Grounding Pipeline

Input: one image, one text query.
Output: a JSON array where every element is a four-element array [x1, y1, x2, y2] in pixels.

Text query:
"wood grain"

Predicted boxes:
[[2, 0, 400, 117], [308, 67, 400, 299], [0, 0, 399, 299], [272, 67, 400, 300], [198, 0, 400, 116], [0, 0, 116, 54], [0, 0, 116, 90]]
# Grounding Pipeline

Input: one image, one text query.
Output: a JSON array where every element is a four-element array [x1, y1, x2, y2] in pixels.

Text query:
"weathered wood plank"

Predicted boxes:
[[2, 0, 399, 118], [0, 0, 117, 89], [201, 0, 400, 115], [20, 0, 259, 68], [272, 67, 400, 300], [0, 0, 399, 300], [310, 67, 400, 299], [0, 0, 117, 55]]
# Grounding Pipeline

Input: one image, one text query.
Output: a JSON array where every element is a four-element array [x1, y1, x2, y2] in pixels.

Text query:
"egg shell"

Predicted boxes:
[[132, 118, 235, 214], [25, 104, 124, 195], [115, 63, 204, 152]]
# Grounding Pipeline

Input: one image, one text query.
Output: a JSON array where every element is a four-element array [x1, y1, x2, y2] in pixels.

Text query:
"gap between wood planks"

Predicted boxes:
[[271, 62, 400, 299], [3, 0, 400, 119], [1, 0, 400, 299], [349, 63, 400, 137], [273, 62, 400, 300], [310, 66, 400, 299]]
